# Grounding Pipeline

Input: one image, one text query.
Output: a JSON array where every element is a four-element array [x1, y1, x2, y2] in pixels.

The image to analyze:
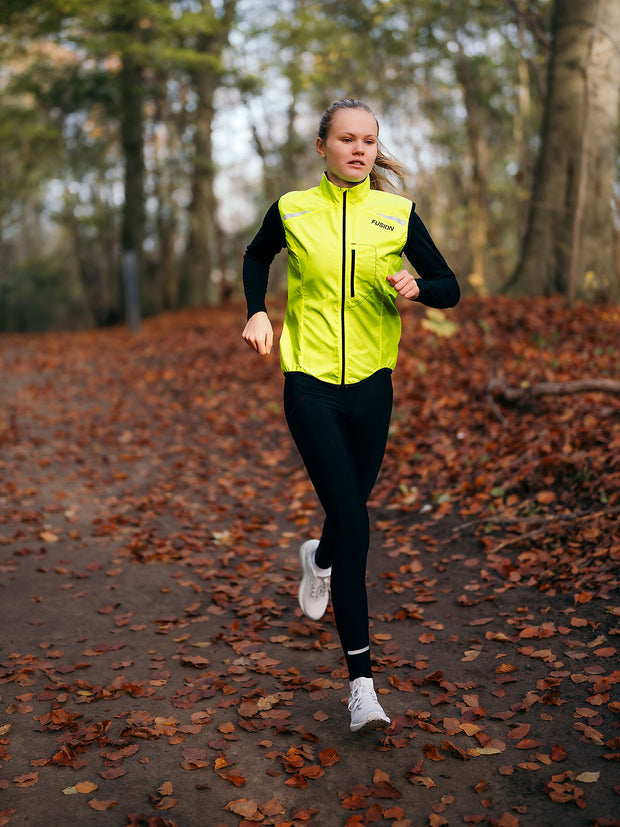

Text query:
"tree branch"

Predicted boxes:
[[450, 505, 620, 547], [489, 505, 620, 553], [488, 375, 620, 403]]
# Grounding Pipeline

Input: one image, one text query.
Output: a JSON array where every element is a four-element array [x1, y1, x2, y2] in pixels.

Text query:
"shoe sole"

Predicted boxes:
[[350, 716, 390, 734]]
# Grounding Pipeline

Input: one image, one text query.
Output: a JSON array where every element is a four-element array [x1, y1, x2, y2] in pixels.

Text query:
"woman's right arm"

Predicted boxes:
[[243, 201, 286, 317], [242, 201, 286, 355]]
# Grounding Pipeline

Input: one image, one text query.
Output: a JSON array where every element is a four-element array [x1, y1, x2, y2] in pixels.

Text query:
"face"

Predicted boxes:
[[316, 107, 378, 188]]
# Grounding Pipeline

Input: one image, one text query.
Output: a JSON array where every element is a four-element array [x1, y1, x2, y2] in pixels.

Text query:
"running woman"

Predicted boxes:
[[242, 98, 459, 733]]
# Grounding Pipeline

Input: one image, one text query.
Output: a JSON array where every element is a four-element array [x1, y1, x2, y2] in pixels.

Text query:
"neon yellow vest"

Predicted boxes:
[[279, 174, 412, 385]]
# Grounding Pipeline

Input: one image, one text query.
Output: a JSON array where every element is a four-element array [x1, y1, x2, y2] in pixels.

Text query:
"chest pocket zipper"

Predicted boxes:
[[348, 243, 377, 306]]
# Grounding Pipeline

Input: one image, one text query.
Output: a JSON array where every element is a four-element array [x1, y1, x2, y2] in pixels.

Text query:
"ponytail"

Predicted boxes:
[[371, 143, 407, 194]]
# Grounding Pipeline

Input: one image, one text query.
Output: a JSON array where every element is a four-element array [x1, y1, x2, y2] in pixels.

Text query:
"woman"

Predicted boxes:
[[242, 99, 459, 733]]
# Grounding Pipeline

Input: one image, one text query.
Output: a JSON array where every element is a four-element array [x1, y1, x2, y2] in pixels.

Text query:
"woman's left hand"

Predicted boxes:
[[387, 269, 420, 300]]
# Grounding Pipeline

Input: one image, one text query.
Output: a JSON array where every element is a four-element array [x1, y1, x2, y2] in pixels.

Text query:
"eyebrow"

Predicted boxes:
[[337, 131, 378, 139]]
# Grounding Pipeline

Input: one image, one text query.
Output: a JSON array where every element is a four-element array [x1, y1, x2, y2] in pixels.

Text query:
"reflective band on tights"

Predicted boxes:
[[347, 645, 370, 656]]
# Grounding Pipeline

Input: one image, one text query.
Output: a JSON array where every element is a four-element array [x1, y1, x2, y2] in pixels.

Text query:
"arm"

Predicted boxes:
[[388, 209, 460, 308], [242, 201, 286, 355], [243, 200, 286, 317]]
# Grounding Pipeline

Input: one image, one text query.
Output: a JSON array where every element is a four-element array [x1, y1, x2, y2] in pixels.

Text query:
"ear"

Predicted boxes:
[[316, 137, 326, 158]]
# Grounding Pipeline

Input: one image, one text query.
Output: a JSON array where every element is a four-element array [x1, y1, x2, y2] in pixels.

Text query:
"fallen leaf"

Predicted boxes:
[[319, 748, 340, 767], [551, 744, 568, 761], [574, 723, 604, 745], [225, 798, 262, 819], [154, 797, 178, 810], [13, 773, 38, 788], [39, 531, 59, 543], [368, 779, 403, 798], [180, 655, 210, 668], [424, 744, 445, 761], [341, 793, 366, 809], [223, 773, 246, 786], [508, 724, 531, 740], [88, 800, 117, 811], [408, 775, 436, 788], [497, 813, 520, 827], [75, 781, 98, 794], [575, 771, 600, 783], [441, 740, 472, 760], [261, 798, 285, 816]]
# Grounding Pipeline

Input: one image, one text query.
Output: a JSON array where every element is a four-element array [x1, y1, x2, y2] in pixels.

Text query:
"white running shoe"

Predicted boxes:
[[298, 540, 331, 620], [348, 677, 391, 733]]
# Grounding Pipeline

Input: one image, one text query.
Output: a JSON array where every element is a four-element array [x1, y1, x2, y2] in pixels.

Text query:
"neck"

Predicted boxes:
[[325, 172, 368, 189]]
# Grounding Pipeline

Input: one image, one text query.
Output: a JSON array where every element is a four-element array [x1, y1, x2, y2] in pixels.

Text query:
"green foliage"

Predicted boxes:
[[0, 256, 90, 332], [4, 0, 615, 332]]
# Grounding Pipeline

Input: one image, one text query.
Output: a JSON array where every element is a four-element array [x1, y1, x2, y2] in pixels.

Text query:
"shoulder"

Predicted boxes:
[[258, 200, 285, 234], [366, 189, 414, 221], [279, 185, 323, 217], [368, 188, 414, 211]]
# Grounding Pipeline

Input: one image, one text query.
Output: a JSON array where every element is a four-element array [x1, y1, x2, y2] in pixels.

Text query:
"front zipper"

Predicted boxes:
[[340, 190, 347, 385]]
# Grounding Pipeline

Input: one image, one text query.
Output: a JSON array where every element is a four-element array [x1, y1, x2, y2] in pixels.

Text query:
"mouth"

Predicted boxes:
[[348, 161, 365, 169]]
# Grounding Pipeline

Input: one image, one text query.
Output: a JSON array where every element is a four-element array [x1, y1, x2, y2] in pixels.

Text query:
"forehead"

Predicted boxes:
[[329, 108, 378, 136]]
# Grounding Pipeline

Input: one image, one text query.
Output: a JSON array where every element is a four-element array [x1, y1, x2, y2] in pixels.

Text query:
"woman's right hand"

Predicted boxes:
[[242, 311, 274, 355]]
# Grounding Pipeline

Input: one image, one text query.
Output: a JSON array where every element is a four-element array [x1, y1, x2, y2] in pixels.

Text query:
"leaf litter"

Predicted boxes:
[[0, 297, 618, 825]]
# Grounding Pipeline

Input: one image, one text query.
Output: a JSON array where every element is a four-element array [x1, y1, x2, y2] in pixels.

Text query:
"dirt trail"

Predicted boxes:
[[1, 301, 618, 826]]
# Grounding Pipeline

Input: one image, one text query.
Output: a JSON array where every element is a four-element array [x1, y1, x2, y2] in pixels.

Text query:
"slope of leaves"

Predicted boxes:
[[0, 296, 618, 827]]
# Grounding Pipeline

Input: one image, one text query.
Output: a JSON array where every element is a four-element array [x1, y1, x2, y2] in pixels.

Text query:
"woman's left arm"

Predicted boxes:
[[394, 209, 460, 308]]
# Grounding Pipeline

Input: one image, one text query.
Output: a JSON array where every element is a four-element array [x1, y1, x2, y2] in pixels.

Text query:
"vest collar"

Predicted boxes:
[[319, 172, 371, 204]]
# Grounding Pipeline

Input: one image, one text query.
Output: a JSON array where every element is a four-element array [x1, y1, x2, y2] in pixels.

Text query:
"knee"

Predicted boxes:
[[334, 514, 369, 562]]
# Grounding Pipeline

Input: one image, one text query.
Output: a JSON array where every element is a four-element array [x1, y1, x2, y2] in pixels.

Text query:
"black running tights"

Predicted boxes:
[[283, 369, 393, 680]]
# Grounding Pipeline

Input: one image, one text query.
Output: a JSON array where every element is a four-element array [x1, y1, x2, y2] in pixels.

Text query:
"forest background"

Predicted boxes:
[[0, 0, 619, 333], [1, 2, 620, 825]]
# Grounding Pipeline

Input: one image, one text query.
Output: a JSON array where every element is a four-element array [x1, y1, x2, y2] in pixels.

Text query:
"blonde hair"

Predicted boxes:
[[317, 99, 407, 194]]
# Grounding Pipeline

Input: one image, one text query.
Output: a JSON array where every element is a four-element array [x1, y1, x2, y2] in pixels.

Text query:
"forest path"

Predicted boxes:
[[1, 299, 618, 827]]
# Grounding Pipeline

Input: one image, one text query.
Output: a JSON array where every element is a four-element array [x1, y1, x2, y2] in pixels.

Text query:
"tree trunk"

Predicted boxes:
[[184, 61, 217, 306], [514, 36, 533, 242], [118, 24, 145, 326], [183, 1, 236, 307], [68, 208, 121, 326], [454, 46, 492, 294], [507, 0, 620, 302]]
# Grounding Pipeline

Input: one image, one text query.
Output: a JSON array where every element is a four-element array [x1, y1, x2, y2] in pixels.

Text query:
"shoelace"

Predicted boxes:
[[310, 574, 329, 599], [349, 684, 378, 711]]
